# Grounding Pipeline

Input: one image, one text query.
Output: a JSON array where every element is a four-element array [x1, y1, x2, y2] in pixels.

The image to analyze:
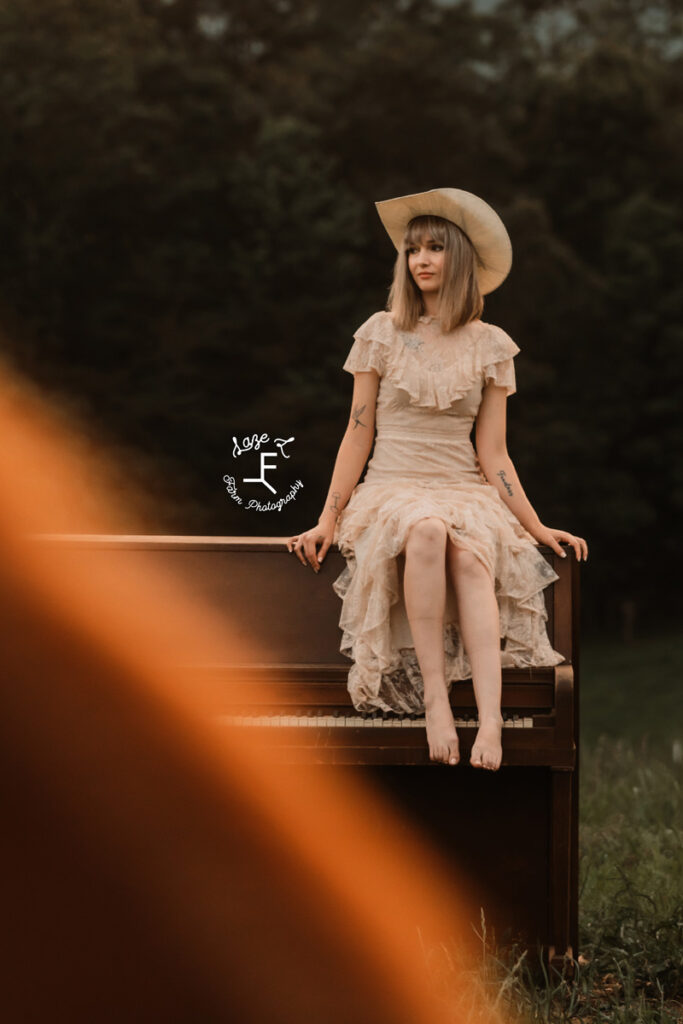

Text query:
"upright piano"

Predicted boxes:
[[36, 533, 580, 973]]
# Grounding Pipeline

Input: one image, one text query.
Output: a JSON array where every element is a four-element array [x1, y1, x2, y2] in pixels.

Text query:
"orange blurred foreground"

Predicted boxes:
[[0, 356, 507, 1023]]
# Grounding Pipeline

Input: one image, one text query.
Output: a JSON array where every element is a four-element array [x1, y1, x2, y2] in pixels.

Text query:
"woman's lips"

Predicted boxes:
[[418, 273, 434, 278]]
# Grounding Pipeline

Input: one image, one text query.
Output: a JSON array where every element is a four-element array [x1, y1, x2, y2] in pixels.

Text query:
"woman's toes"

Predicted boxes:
[[482, 752, 501, 771]]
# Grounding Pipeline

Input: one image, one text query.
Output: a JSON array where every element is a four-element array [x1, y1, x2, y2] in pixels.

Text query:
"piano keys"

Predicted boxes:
[[220, 713, 536, 727]]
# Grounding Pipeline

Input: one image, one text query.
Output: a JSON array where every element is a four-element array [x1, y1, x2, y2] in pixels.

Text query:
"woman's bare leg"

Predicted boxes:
[[446, 541, 503, 771], [403, 518, 459, 765]]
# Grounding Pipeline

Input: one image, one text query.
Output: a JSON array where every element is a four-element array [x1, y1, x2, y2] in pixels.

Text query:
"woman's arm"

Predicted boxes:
[[288, 370, 380, 571], [318, 369, 379, 527], [475, 383, 588, 561], [475, 383, 544, 535]]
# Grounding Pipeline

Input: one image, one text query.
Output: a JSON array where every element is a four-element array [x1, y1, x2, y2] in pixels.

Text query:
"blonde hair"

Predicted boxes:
[[386, 214, 484, 333]]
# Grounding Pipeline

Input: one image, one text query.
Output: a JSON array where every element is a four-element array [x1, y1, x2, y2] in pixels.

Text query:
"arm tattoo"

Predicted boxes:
[[351, 403, 367, 430], [328, 491, 342, 519], [497, 469, 514, 497]]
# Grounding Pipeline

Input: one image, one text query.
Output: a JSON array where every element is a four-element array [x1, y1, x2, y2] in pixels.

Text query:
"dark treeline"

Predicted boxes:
[[0, 0, 681, 636]]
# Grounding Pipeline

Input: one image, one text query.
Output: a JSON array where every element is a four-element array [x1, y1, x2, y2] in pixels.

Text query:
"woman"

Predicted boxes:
[[287, 187, 588, 772]]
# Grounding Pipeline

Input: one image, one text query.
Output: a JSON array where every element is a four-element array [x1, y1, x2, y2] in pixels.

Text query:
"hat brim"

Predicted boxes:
[[375, 187, 512, 295]]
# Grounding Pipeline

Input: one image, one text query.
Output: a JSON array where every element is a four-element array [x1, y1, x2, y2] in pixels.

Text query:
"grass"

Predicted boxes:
[[422, 630, 683, 1022], [579, 626, 683, 750]]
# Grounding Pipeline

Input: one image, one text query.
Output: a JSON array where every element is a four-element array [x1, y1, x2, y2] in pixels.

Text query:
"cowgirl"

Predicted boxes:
[[288, 188, 587, 771]]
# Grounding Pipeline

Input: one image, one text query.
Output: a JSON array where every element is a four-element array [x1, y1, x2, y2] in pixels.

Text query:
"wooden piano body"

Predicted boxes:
[[39, 533, 580, 971]]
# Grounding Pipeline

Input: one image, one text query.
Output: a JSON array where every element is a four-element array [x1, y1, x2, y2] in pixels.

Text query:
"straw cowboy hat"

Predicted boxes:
[[375, 187, 513, 294]]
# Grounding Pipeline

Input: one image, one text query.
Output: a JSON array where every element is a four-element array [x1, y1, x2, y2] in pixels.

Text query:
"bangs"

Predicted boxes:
[[403, 215, 450, 248]]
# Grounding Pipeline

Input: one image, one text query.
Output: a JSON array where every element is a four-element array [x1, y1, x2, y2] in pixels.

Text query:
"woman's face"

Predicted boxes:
[[406, 233, 444, 297]]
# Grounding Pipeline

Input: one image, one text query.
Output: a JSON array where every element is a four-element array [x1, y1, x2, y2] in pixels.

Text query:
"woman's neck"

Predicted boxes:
[[422, 300, 440, 319]]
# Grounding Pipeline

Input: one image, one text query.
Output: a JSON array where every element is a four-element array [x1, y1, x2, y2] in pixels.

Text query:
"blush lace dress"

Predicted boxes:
[[332, 309, 565, 714]]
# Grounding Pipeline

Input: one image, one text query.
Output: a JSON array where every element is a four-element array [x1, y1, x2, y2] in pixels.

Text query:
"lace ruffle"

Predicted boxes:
[[342, 311, 520, 409]]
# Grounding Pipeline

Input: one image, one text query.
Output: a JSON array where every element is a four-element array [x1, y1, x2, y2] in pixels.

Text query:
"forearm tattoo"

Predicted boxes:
[[351, 403, 367, 430], [497, 468, 514, 497], [327, 491, 342, 519]]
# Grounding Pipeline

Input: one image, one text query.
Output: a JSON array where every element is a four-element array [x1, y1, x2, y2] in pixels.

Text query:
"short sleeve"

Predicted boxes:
[[342, 311, 388, 377], [482, 324, 521, 397]]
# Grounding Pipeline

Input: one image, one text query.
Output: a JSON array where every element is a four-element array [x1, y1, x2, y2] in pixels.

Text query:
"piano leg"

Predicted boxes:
[[547, 767, 576, 978]]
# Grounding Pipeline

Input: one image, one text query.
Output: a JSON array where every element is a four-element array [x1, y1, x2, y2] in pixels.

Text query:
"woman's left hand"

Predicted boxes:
[[531, 525, 588, 562]]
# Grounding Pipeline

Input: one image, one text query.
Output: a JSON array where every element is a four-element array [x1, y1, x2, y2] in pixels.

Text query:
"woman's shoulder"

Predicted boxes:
[[476, 319, 521, 359], [353, 309, 393, 337], [343, 311, 394, 377]]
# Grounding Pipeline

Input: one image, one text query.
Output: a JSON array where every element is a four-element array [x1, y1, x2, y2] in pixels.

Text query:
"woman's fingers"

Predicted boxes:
[[303, 537, 318, 572], [287, 536, 307, 566], [287, 532, 324, 572], [558, 532, 589, 562], [565, 534, 588, 562]]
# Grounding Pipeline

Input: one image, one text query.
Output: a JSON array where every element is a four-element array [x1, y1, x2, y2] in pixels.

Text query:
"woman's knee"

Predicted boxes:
[[405, 517, 448, 555]]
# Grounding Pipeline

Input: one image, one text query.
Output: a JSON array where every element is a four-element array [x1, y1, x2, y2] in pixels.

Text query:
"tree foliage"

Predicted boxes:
[[0, 0, 681, 632]]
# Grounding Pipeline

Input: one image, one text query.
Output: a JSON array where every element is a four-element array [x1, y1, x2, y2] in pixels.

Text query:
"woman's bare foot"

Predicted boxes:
[[424, 691, 460, 765], [470, 713, 503, 771]]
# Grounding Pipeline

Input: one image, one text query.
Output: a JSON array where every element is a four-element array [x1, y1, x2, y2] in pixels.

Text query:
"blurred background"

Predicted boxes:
[[0, 0, 681, 728]]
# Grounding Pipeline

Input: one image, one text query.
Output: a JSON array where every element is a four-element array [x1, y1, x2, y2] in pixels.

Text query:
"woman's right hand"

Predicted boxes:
[[286, 519, 336, 573]]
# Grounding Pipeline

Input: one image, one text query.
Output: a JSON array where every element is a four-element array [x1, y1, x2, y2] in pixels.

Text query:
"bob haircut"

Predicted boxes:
[[386, 214, 484, 333]]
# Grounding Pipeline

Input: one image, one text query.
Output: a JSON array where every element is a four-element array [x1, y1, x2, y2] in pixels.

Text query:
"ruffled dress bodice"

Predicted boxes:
[[343, 309, 519, 411], [343, 310, 520, 487]]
